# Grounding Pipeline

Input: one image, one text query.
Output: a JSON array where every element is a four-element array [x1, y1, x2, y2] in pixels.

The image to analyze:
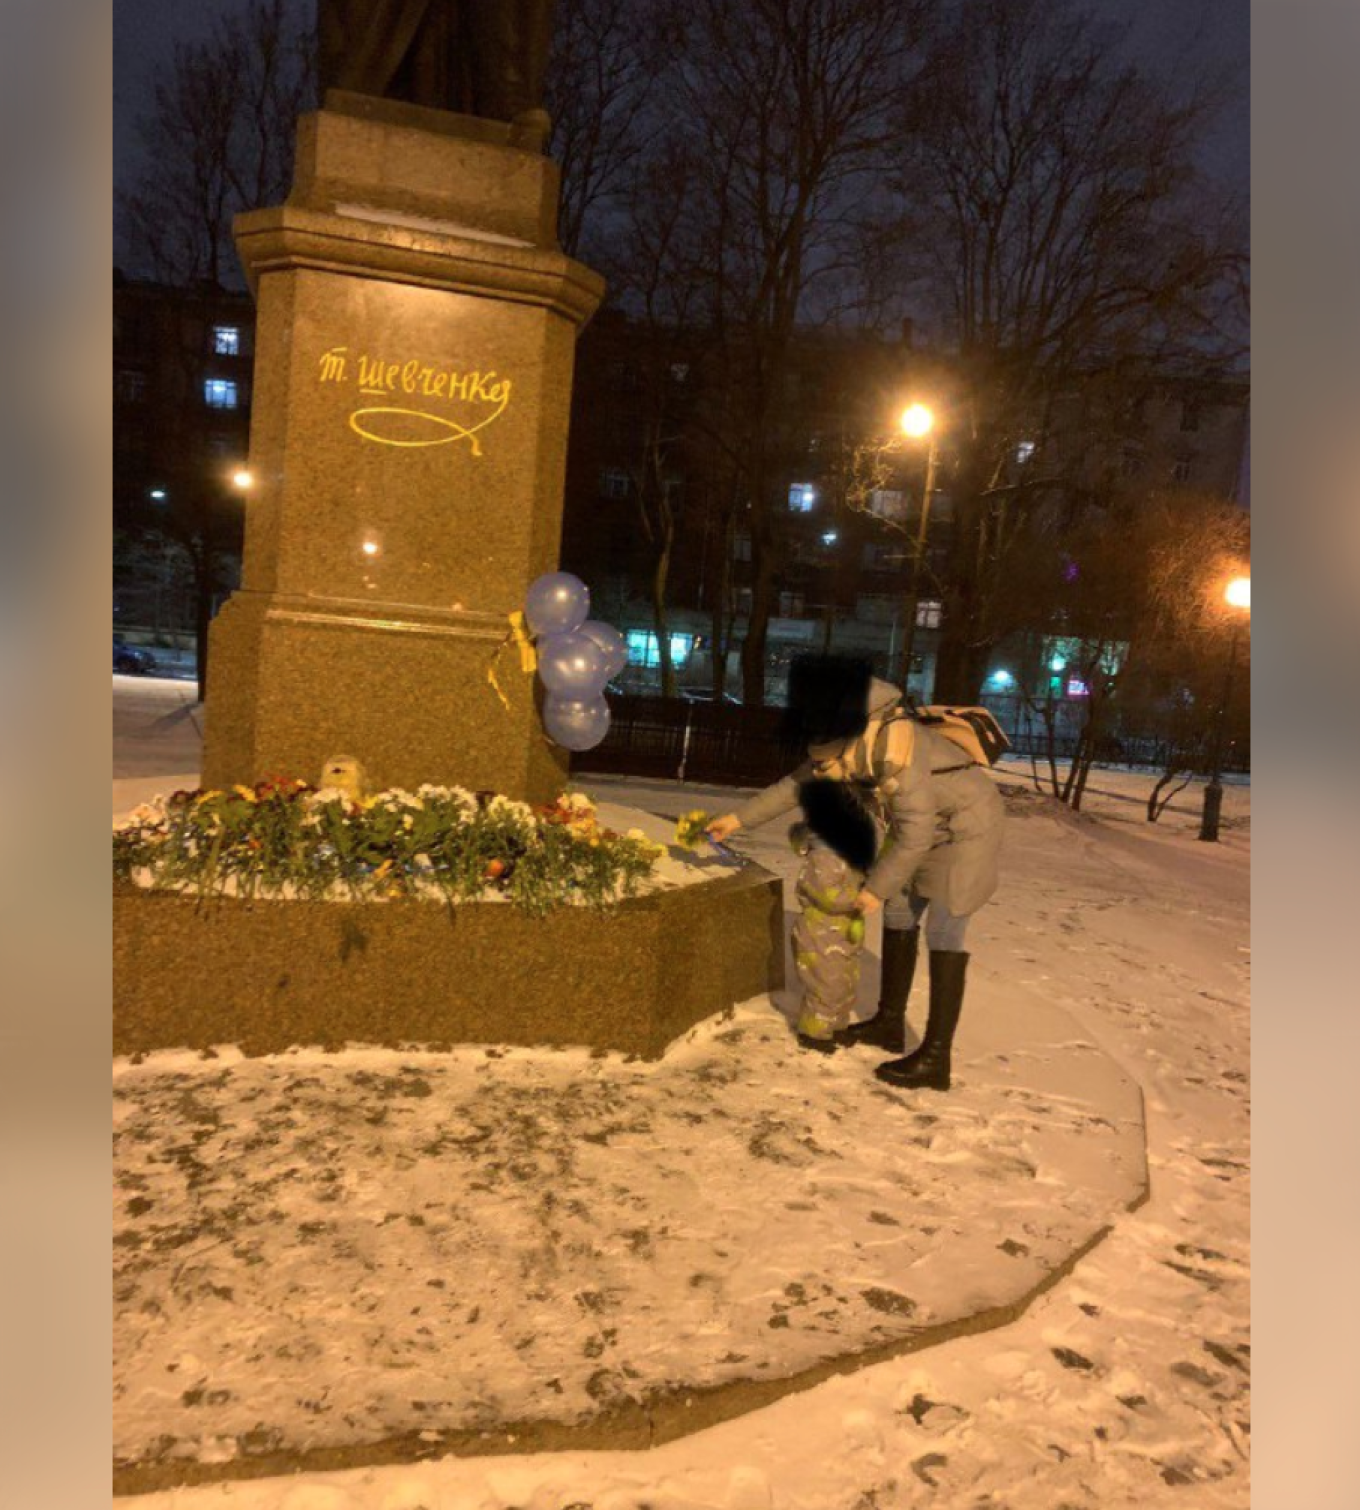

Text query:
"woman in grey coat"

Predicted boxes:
[[706, 665, 1004, 1091]]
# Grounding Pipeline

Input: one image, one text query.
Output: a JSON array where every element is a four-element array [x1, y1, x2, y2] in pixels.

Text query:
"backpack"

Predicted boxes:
[[853, 704, 1009, 791], [818, 701, 1010, 797], [912, 705, 1011, 768]]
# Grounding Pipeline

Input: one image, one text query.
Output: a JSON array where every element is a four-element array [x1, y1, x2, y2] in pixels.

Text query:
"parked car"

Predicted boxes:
[[113, 636, 158, 675]]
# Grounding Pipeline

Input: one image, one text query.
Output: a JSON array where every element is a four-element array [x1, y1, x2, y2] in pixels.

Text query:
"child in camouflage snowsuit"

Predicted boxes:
[[789, 778, 878, 1050]]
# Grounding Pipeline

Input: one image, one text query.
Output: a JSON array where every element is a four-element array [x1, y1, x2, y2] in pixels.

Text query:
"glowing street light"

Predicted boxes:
[[896, 401, 941, 690], [1225, 575, 1250, 610], [899, 402, 935, 439], [148, 487, 167, 502], [231, 468, 255, 492], [1199, 572, 1251, 843]]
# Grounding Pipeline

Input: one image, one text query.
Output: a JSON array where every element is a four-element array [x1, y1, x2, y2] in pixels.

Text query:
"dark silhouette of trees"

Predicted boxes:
[[674, 0, 926, 704], [877, 0, 1247, 701], [116, 0, 1248, 730], [118, 0, 313, 289]]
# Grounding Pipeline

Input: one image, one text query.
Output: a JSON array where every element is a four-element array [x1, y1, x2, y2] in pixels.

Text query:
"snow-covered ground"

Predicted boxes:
[[114, 679, 1249, 1508]]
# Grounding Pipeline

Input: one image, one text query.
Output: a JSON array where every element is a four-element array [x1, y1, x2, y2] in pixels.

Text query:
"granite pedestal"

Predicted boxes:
[[113, 865, 785, 1061], [201, 92, 604, 801]]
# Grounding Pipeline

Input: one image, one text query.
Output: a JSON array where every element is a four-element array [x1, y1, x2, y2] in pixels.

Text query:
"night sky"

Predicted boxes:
[[113, 0, 1248, 250]]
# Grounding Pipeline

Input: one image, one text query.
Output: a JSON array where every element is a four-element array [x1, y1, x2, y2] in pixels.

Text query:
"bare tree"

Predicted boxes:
[[1127, 490, 1251, 816], [880, 0, 1247, 702], [119, 0, 313, 288], [674, 0, 926, 704], [547, 0, 673, 259], [600, 140, 712, 696], [1009, 488, 1249, 811], [117, 0, 312, 695]]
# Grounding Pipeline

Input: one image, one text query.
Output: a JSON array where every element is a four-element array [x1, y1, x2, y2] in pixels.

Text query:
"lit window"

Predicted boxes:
[[625, 631, 693, 668], [821, 530, 838, 546], [212, 325, 241, 356], [788, 483, 816, 513], [1067, 677, 1090, 698], [915, 600, 941, 629], [1045, 636, 1126, 677], [204, 379, 238, 409], [669, 362, 689, 383], [599, 467, 630, 500], [1015, 440, 1036, 464]]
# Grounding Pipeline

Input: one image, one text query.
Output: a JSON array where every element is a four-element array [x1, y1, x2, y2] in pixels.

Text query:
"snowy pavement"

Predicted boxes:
[[114, 680, 1249, 1508], [113, 986, 1146, 1490]]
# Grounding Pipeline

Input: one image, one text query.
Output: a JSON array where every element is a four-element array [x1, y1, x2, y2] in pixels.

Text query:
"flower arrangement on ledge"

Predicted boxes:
[[112, 781, 667, 916]]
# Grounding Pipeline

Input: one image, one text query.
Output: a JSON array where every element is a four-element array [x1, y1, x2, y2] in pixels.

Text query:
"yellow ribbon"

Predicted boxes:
[[509, 610, 537, 673], [486, 611, 539, 712]]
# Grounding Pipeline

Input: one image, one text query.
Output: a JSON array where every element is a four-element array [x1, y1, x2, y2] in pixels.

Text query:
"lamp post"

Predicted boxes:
[[897, 403, 938, 693], [195, 465, 255, 701], [1198, 574, 1251, 843]]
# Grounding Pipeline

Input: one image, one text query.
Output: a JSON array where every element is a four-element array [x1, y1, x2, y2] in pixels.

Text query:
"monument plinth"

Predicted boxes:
[[202, 92, 604, 801]]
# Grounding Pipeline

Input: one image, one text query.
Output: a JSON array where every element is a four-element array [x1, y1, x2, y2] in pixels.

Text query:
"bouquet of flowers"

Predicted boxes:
[[113, 782, 664, 915], [673, 809, 713, 851]]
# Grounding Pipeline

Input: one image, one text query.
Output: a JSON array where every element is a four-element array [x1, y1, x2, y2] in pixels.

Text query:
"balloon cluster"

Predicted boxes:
[[524, 572, 627, 752]]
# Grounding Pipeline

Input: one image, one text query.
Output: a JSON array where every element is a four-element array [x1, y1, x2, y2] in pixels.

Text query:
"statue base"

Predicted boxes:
[[201, 93, 604, 801], [113, 864, 786, 1061]]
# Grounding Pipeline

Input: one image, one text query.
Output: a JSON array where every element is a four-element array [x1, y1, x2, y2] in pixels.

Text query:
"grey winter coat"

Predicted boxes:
[[734, 679, 1005, 917]]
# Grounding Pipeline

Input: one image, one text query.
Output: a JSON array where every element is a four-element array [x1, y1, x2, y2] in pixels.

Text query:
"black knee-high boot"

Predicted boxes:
[[874, 950, 967, 1090], [837, 927, 919, 1054]]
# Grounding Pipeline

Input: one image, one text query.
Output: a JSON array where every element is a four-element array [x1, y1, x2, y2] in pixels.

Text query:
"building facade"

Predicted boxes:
[[112, 277, 1249, 713], [113, 273, 255, 643]]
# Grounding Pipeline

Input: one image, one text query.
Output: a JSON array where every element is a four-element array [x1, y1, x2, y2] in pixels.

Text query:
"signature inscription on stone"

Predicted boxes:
[[318, 346, 512, 455]]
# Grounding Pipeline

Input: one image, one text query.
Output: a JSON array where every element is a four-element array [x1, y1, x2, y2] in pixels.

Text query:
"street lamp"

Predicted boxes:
[[1198, 573, 1251, 843], [900, 403, 934, 439], [231, 467, 255, 492], [897, 402, 939, 692]]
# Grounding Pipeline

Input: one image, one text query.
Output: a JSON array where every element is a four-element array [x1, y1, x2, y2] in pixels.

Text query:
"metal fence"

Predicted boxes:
[[573, 693, 1250, 787], [571, 696, 805, 788], [982, 692, 1250, 775]]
